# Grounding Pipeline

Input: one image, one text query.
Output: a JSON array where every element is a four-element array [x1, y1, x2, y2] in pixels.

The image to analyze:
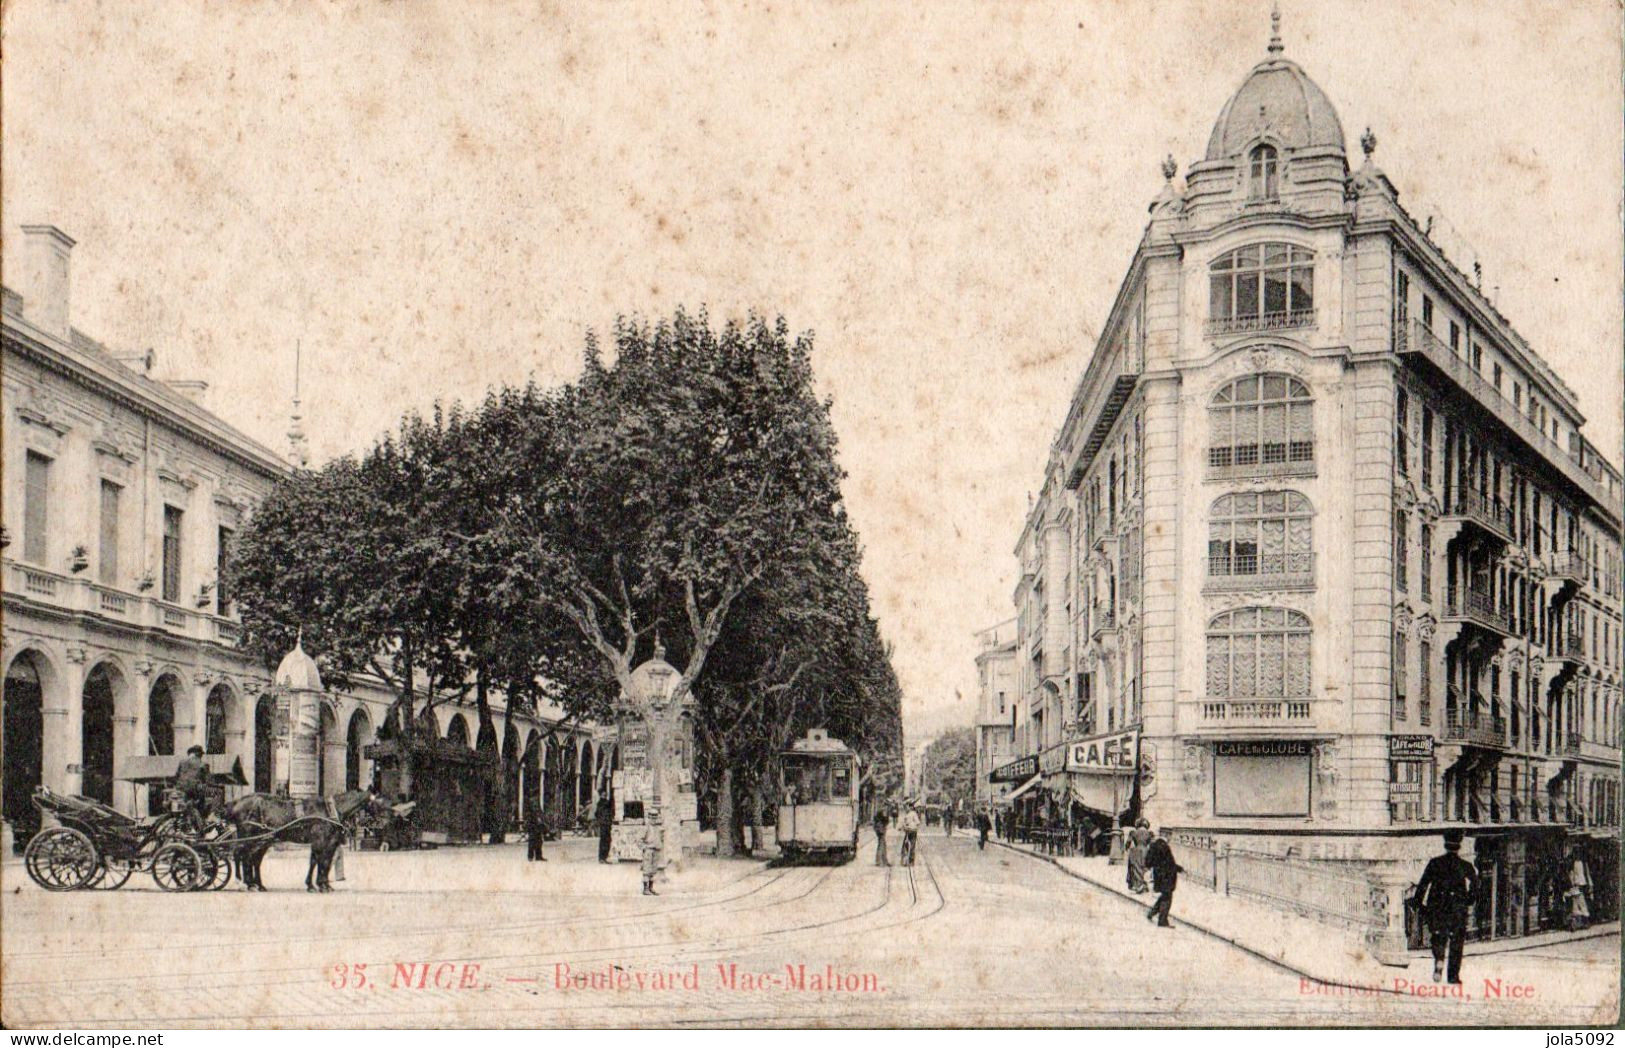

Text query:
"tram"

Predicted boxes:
[[776, 728, 861, 865]]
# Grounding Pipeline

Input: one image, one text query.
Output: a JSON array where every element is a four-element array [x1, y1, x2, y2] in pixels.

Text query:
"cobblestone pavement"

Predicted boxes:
[[2, 834, 1616, 1027]]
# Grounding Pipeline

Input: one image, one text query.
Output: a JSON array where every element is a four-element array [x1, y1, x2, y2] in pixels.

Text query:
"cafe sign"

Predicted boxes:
[[1389, 735, 1434, 761], [990, 754, 1038, 783], [1065, 729, 1139, 773]]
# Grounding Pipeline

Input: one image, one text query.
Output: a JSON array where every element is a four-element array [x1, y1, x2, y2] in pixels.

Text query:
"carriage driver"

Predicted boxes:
[[175, 744, 212, 829]]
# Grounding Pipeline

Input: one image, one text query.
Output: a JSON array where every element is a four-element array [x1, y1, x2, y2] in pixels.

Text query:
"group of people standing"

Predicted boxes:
[[1122, 818, 1182, 928]]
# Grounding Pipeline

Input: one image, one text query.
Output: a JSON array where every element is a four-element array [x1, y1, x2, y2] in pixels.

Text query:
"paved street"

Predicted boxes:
[[3, 832, 1616, 1027]]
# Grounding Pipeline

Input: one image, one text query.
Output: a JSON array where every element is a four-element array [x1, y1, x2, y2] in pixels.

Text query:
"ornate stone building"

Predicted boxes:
[[1009, 17, 1621, 952], [0, 224, 600, 847], [972, 618, 1017, 808]]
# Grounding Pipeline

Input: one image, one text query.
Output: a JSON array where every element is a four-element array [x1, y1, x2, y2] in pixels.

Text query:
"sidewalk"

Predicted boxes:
[[995, 837, 1619, 991]]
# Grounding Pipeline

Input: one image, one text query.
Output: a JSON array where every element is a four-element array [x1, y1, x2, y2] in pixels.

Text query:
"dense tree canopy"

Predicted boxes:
[[920, 727, 977, 811], [229, 307, 902, 850]]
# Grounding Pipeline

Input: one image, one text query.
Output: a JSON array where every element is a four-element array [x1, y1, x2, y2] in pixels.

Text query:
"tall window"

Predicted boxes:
[[1208, 374, 1314, 474], [1449, 321, 1460, 353], [1420, 522, 1433, 603], [1421, 407, 1434, 490], [1396, 387, 1410, 477], [1248, 144, 1279, 199], [1422, 296, 1434, 329], [1395, 270, 1409, 341], [99, 481, 121, 585], [1208, 244, 1313, 330], [1393, 629, 1408, 722], [1419, 640, 1432, 726], [1394, 510, 1409, 590], [1205, 607, 1312, 702], [1207, 491, 1313, 581], [23, 451, 50, 564], [162, 505, 183, 603], [216, 526, 233, 615]]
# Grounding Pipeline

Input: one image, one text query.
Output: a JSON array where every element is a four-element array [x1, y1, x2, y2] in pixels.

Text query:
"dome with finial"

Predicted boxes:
[[275, 630, 324, 692], [1204, 5, 1346, 162]]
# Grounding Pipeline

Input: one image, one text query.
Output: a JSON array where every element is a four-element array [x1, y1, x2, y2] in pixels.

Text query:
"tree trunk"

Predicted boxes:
[[715, 765, 736, 857], [648, 711, 683, 872], [749, 779, 766, 853], [475, 673, 503, 843]]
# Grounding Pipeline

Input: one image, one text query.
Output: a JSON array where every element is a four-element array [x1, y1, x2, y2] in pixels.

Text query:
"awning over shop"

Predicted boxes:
[[1003, 775, 1042, 803], [1068, 769, 1134, 818]]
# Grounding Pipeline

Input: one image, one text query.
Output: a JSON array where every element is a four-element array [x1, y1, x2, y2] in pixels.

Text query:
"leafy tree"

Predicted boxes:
[[920, 727, 978, 813]]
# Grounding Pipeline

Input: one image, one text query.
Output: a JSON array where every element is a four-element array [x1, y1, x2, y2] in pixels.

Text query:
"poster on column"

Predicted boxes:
[[287, 691, 321, 797]]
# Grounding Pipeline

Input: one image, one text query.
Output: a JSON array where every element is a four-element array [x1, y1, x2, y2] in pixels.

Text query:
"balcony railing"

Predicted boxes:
[[4, 560, 242, 648], [1443, 707, 1506, 748], [1556, 633, 1585, 661], [1199, 699, 1314, 725], [1205, 308, 1316, 337], [1440, 488, 1515, 541], [1400, 319, 1614, 510], [1205, 551, 1316, 592], [1442, 587, 1510, 634], [1546, 551, 1589, 582], [1559, 732, 1582, 758]]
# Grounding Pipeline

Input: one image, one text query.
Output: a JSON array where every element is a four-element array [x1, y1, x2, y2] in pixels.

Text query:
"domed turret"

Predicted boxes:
[[275, 632, 324, 692], [1204, 8, 1345, 161]]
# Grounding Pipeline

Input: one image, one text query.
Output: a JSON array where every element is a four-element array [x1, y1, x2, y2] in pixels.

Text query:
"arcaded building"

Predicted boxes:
[[1009, 20, 1621, 954]]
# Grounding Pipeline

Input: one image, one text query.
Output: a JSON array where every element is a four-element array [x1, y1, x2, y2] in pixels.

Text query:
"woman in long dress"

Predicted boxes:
[[1126, 817, 1154, 893]]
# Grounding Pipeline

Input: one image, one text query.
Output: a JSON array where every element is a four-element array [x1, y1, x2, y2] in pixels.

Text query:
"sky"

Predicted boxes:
[[4, 0, 1621, 745]]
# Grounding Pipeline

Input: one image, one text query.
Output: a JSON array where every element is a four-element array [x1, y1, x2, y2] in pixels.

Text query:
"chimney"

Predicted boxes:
[[17, 224, 75, 340]]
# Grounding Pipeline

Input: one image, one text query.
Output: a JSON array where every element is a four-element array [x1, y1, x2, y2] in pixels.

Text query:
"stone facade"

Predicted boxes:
[[0, 226, 598, 846], [1009, 27, 1622, 951], [972, 618, 1017, 807]]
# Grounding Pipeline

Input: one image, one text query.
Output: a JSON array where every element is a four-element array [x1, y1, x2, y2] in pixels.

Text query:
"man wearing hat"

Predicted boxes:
[[640, 809, 664, 896], [1416, 829, 1477, 984], [174, 744, 211, 831]]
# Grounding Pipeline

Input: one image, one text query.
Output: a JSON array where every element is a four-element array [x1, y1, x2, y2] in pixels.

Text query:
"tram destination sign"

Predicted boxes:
[[990, 755, 1038, 783]]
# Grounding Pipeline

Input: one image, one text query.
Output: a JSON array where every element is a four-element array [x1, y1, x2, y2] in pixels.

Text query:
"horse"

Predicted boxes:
[[225, 788, 389, 892]]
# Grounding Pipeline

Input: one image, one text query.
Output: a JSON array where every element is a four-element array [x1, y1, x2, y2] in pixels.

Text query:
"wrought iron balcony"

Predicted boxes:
[[1443, 707, 1506, 748], [1205, 551, 1315, 592], [1205, 308, 1315, 337], [1546, 551, 1589, 583], [1442, 587, 1511, 635], [1440, 488, 1515, 543]]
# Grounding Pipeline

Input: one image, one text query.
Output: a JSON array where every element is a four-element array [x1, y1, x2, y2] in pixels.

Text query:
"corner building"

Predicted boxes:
[[1012, 25, 1622, 956]]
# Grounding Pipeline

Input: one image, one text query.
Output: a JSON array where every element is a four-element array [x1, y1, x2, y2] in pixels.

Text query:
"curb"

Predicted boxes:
[[989, 837, 1436, 992]]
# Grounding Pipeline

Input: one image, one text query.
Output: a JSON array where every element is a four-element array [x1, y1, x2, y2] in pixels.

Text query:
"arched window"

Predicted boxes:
[[1206, 607, 1311, 701], [1208, 244, 1313, 333], [1209, 373, 1314, 475], [1249, 144, 1279, 199], [1208, 491, 1314, 583]]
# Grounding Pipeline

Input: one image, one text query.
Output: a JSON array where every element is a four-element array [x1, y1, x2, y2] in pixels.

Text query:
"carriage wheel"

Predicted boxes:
[[189, 846, 219, 892], [24, 827, 99, 891], [151, 842, 204, 892], [206, 847, 233, 890], [90, 858, 135, 890]]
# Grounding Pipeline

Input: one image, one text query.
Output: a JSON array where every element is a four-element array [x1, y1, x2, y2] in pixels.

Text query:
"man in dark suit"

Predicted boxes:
[[1416, 829, 1477, 984], [1144, 827, 1183, 928], [525, 805, 547, 862], [594, 796, 615, 864]]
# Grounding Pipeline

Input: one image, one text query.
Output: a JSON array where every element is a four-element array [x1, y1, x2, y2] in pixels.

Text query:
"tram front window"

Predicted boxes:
[[784, 758, 831, 803], [831, 760, 853, 801]]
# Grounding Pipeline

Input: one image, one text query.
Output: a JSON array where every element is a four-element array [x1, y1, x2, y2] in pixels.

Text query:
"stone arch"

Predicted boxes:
[[3, 649, 53, 847], [252, 692, 276, 793], [318, 701, 343, 797], [345, 706, 374, 792], [501, 718, 522, 829], [578, 739, 595, 814], [204, 681, 243, 755], [80, 660, 127, 807], [145, 672, 184, 813], [445, 712, 471, 749]]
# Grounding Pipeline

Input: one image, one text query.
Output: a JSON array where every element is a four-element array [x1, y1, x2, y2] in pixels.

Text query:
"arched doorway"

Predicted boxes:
[[147, 675, 180, 813], [446, 713, 470, 749], [253, 694, 275, 793], [81, 663, 121, 805], [501, 719, 521, 831], [345, 709, 372, 792], [3, 652, 46, 849], [204, 685, 236, 755], [520, 732, 541, 823], [318, 703, 342, 797], [578, 741, 594, 815]]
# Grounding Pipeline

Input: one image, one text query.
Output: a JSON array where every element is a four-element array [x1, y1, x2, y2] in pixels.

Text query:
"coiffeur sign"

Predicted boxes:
[[990, 755, 1038, 783]]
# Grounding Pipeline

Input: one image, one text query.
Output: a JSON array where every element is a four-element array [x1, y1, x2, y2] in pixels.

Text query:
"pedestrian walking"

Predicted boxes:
[[594, 795, 614, 864], [1125, 818, 1154, 893], [1416, 829, 1476, 983], [872, 804, 891, 866], [640, 812, 664, 896], [944, 802, 955, 837], [898, 803, 922, 866], [975, 808, 991, 850], [526, 805, 547, 861], [1144, 827, 1183, 928]]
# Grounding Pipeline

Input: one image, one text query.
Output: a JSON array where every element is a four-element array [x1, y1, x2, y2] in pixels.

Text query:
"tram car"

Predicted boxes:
[[776, 728, 860, 864]]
